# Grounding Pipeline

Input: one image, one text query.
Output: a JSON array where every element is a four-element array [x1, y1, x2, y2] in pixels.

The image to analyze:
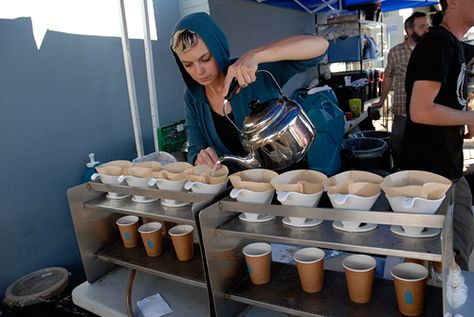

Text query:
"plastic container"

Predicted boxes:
[[342, 137, 390, 172], [301, 86, 345, 176]]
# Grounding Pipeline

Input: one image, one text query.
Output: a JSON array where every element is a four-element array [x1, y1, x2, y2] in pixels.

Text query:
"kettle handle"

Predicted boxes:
[[222, 70, 289, 136], [224, 79, 240, 102], [223, 79, 245, 135], [256, 70, 287, 100]]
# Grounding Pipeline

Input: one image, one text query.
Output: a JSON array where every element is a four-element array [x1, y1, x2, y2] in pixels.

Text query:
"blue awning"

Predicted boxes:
[[379, 0, 438, 11], [253, 0, 439, 12]]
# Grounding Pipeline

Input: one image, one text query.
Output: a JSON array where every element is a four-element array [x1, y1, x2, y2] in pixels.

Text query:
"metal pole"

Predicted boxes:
[[118, 0, 145, 158], [140, 0, 160, 152]]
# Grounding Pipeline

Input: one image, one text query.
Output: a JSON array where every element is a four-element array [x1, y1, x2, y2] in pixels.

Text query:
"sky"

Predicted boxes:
[[0, 0, 157, 49]]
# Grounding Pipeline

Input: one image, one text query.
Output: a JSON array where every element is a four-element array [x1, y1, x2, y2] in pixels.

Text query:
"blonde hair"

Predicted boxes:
[[171, 29, 199, 54]]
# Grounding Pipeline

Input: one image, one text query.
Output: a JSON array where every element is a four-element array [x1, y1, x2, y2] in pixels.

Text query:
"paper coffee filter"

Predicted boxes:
[[382, 182, 450, 200], [382, 170, 451, 187], [229, 169, 278, 192], [271, 170, 327, 194], [324, 170, 383, 190], [102, 160, 133, 169], [381, 170, 451, 199], [162, 162, 193, 173], [184, 165, 229, 184], [124, 166, 153, 178], [327, 181, 380, 197], [273, 180, 324, 194], [151, 170, 187, 181], [349, 182, 381, 197], [132, 161, 161, 171], [150, 162, 193, 181], [96, 165, 123, 176]]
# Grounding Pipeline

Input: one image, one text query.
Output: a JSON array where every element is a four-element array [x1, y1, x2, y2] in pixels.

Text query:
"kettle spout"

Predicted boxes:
[[217, 154, 261, 169]]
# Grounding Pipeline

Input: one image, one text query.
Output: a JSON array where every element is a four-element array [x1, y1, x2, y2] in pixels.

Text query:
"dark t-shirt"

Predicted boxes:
[[210, 110, 247, 157], [400, 26, 468, 179]]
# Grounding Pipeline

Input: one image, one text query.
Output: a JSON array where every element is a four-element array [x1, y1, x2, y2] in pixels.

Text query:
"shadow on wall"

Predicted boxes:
[[0, 16, 169, 295]]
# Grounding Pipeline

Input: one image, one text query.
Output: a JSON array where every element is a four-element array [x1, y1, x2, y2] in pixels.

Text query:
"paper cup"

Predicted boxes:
[[116, 215, 140, 248], [168, 225, 194, 261], [214, 241, 241, 279], [294, 248, 325, 293], [138, 222, 163, 257], [391, 263, 428, 316], [342, 254, 376, 303], [242, 242, 272, 285]]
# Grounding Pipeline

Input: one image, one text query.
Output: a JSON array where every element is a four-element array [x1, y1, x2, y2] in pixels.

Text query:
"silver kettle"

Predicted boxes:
[[217, 70, 316, 170]]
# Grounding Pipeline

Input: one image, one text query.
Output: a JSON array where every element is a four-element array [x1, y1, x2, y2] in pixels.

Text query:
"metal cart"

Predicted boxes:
[[199, 191, 455, 317], [67, 182, 228, 317]]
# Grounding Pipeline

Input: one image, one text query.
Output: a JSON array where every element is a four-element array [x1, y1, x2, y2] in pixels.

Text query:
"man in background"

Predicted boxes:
[[372, 12, 429, 170], [400, 0, 474, 270]]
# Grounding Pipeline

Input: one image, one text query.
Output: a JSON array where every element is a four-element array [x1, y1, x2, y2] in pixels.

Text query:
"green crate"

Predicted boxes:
[[157, 120, 187, 153]]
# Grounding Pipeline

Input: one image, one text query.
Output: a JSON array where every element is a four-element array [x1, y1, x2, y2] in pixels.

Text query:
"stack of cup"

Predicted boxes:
[[116, 215, 140, 248], [391, 263, 428, 316], [294, 248, 325, 293], [342, 254, 376, 303], [242, 242, 272, 285], [168, 225, 194, 261], [138, 222, 163, 257]]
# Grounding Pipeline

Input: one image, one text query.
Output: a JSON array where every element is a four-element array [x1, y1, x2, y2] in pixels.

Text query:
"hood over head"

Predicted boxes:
[[170, 12, 230, 97]]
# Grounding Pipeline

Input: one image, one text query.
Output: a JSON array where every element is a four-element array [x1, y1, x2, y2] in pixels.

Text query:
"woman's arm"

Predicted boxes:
[[184, 92, 207, 164], [223, 35, 329, 95]]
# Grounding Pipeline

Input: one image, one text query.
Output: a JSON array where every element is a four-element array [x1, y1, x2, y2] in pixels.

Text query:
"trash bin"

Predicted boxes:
[[359, 130, 391, 147], [342, 137, 391, 172], [3, 267, 70, 316], [348, 130, 392, 171]]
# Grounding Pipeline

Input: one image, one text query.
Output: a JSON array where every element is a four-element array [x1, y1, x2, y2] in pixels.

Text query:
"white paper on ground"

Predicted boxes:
[[137, 293, 173, 317]]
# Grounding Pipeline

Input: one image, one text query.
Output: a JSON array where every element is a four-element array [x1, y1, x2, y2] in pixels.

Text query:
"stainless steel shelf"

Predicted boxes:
[[96, 240, 206, 288], [200, 189, 453, 316], [226, 262, 442, 317], [215, 215, 441, 262], [85, 196, 195, 224], [87, 181, 213, 202], [211, 194, 445, 261]]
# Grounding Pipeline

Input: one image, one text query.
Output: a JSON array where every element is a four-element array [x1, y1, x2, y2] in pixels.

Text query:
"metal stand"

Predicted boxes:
[[67, 182, 228, 316], [199, 190, 454, 316]]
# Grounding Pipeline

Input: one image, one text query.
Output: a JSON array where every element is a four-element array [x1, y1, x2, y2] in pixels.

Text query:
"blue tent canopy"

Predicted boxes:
[[252, 0, 439, 12], [380, 0, 438, 11]]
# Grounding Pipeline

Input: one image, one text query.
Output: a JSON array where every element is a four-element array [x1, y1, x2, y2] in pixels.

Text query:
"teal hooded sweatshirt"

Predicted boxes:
[[171, 12, 324, 164]]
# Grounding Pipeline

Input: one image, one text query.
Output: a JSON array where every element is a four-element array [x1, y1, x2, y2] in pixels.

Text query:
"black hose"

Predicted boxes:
[[126, 269, 136, 317]]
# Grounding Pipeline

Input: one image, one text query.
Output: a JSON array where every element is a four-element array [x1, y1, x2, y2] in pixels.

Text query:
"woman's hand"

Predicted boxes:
[[195, 147, 221, 168], [223, 50, 259, 96]]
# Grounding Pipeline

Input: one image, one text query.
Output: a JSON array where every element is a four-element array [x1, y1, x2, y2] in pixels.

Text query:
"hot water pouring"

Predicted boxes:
[[217, 70, 316, 170]]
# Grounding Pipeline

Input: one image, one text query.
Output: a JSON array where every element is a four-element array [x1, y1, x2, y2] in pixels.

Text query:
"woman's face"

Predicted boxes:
[[177, 37, 221, 86]]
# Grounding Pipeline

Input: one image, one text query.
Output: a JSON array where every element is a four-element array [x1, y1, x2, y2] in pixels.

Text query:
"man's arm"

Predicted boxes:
[[410, 80, 474, 138], [373, 48, 395, 108], [372, 75, 393, 108]]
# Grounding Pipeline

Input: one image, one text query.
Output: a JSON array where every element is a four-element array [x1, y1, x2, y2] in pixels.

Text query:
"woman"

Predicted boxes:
[[170, 12, 328, 169]]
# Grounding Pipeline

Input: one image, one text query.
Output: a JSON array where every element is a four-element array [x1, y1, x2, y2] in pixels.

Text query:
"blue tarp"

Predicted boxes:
[[254, 0, 439, 12], [380, 0, 438, 11]]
